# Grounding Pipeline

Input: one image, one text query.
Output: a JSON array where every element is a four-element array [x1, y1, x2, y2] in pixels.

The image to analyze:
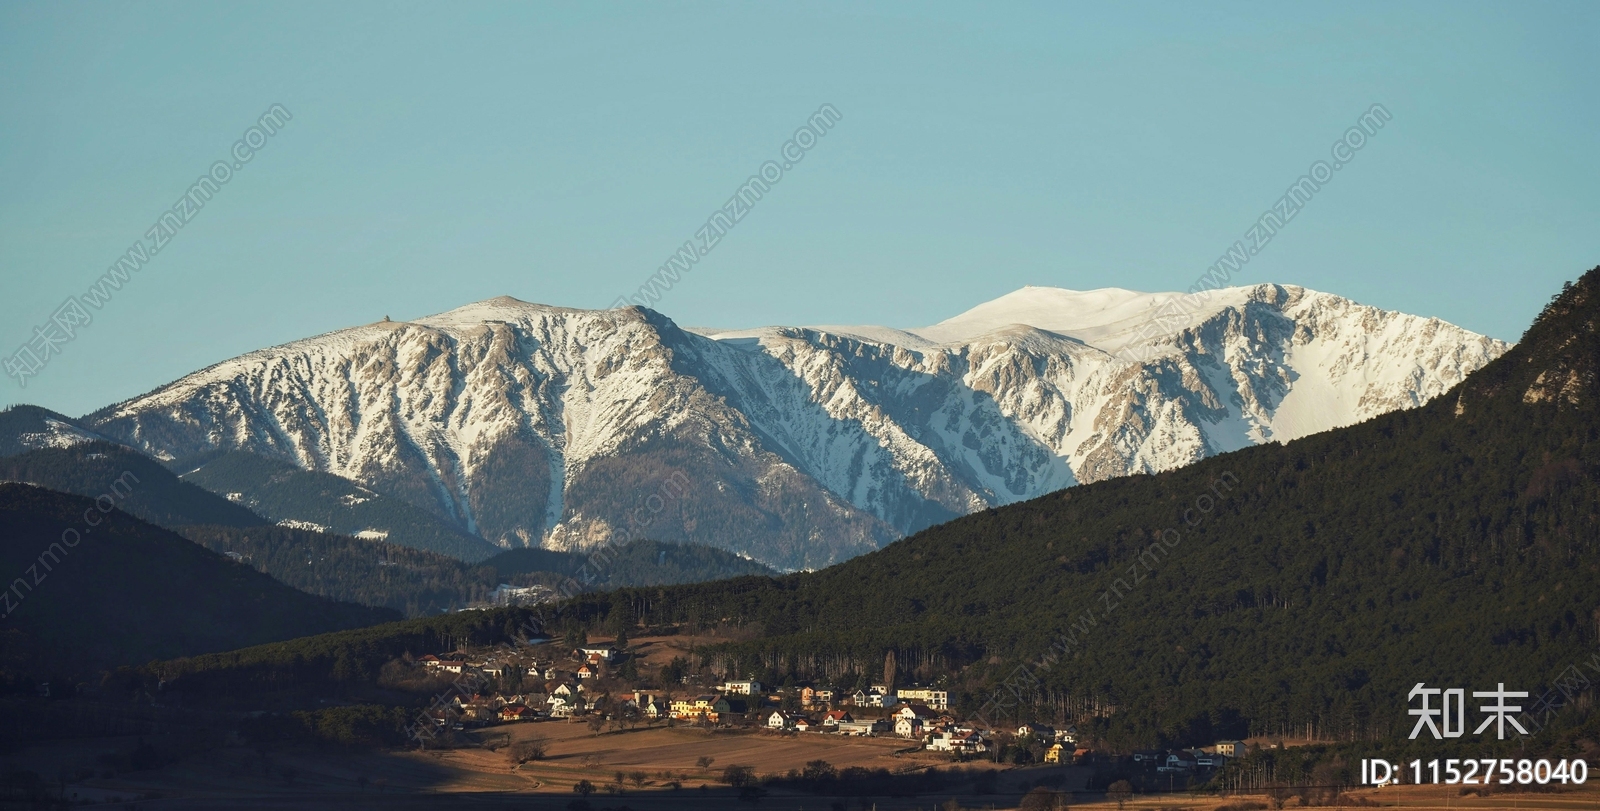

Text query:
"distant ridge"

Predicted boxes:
[[80, 283, 1506, 570]]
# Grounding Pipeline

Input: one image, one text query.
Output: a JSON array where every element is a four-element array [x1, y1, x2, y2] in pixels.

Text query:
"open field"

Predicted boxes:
[[7, 723, 1596, 810], [0, 721, 1036, 809], [1058, 783, 1600, 810], [611, 631, 755, 670], [425, 718, 937, 792]]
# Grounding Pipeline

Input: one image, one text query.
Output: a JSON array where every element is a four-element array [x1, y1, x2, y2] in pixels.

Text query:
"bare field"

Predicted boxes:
[[13, 726, 1597, 810], [619, 632, 754, 669], [424, 719, 937, 792], [1059, 783, 1600, 810]]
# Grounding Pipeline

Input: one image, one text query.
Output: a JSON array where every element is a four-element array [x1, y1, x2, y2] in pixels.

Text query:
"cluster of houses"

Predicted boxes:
[[413, 649, 981, 752], [412, 643, 1244, 771], [1011, 722, 1089, 764], [417, 643, 630, 724], [1131, 740, 1247, 772], [745, 682, 999, 756]]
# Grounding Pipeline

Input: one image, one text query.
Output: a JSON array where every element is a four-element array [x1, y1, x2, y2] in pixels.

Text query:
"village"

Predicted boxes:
[[410, 634, 1251, 781]]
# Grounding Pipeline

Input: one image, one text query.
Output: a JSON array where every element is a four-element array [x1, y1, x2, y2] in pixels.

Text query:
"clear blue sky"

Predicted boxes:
[[2, 1, 1596, 416]]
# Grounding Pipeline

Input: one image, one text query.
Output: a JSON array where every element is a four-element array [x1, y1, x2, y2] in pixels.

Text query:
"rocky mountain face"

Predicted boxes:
[[82, 284, 1509, 570]]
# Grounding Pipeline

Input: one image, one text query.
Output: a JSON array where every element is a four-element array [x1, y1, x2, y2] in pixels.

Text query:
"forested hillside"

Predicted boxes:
[[0, 440, 772, 617], [0, 443, 265, 529], [485, 539, 777, 584], [0, 405, 105, 456], [541, 267, 1600, 748], [0, 484, 398, 678], [180, 524, 502, 616], [177, 530, 779, 617], [176, 449, 503, 561]]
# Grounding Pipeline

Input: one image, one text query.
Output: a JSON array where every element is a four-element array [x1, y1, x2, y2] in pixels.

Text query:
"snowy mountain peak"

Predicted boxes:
[[85, 284, 1509, 569], [415, 295, 589, 328], [910, 284, 1256, 349]]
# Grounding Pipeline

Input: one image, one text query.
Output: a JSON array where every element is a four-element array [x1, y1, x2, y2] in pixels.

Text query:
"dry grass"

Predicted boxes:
[[414, 719, 931, 793]]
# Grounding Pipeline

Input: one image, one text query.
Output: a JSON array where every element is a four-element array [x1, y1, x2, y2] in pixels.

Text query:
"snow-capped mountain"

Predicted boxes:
[[84, 284, 1509, 569]]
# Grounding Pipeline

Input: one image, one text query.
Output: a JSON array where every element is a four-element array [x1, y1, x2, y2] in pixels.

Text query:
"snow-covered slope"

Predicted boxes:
[[0, 405, 116, 457], [85, 284, 1508, 569]]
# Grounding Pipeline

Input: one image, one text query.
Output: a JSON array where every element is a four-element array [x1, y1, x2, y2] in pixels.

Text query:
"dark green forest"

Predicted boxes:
[[485, 538, 776, 584], [139, 607, 546, 706], [181, 526, 778, 617], [0, 484, 398, 677]]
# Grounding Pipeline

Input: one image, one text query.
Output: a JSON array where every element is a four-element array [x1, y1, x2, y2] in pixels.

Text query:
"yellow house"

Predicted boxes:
[[670, 695, 719, 721], [1044, 743, 1065, 764]]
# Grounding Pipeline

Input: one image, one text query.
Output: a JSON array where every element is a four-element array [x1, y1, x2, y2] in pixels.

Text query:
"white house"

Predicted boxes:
[[640, 696, 666, 718], [765, 710, 797, 730], [895, 688, 949, 710], [893, 717, 924, 739], [1212, 740, 1246, 757], [722, 680, 763, 695], [836, 719, 884, 736], [821, 710, 852, 729], [927, 730, 988, 754], [851, 686, 898, 708], [1159, 752, 1198, 773], [579, 645, 617, 662], [547, 696, 574, 718]]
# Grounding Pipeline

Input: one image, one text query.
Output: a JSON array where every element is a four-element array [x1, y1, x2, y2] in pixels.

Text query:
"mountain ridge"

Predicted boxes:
[[78, 283, 1508, 569]]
